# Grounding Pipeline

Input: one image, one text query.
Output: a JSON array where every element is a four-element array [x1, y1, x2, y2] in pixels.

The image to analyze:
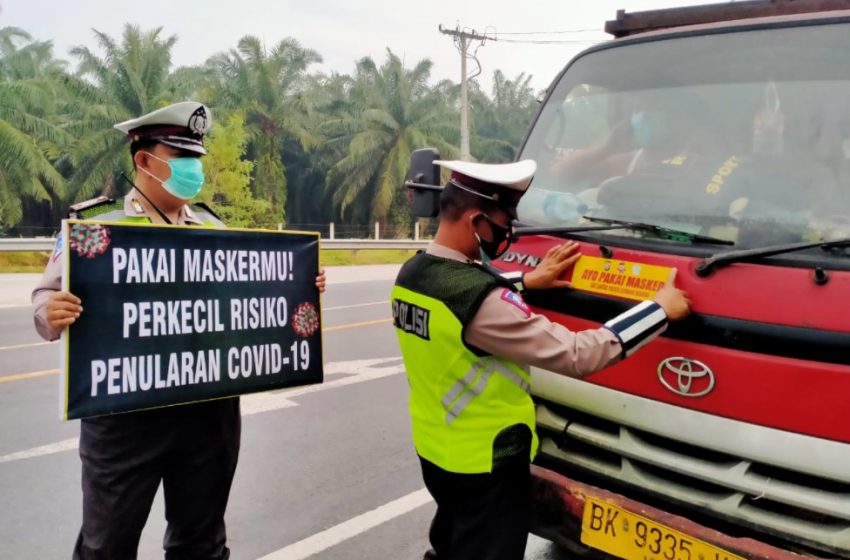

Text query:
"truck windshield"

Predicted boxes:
[[518, 21, 850, 253]]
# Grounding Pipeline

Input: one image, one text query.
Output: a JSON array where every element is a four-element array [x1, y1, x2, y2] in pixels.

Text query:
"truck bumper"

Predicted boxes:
[[530, 465, 821, 559]]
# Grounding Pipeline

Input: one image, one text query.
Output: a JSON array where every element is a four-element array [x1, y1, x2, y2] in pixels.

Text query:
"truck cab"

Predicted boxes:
[[405, 1, 850, 557], [504, 1, 850, 558]]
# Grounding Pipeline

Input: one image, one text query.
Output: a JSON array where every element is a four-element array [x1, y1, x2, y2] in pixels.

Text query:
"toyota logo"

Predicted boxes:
[[657, 357, 715, 398]]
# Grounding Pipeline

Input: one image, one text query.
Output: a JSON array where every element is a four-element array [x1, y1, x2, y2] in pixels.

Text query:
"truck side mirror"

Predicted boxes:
[[405, 148, 442, 218]]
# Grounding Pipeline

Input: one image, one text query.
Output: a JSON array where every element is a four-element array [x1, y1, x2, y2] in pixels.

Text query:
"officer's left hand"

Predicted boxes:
[[316, 269, 327, 293], [522, 242, 581, 290]]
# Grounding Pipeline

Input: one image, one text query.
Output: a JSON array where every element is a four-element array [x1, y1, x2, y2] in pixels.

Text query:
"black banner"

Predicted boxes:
[[60, 220, 323, 420]]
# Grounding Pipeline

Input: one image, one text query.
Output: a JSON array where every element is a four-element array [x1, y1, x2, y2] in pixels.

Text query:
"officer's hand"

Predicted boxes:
[[522, 242, 581, 291], [653, 269, 691, 321], [315, 269, 327, 293], [46, 291, 83, 330]]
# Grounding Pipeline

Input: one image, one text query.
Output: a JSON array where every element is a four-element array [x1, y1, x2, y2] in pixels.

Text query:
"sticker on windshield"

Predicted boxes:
[[571, 256, 670, 301]]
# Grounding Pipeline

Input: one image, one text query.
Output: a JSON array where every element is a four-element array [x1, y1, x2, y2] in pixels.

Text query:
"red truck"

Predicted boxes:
[[407, 1, 850, 558]]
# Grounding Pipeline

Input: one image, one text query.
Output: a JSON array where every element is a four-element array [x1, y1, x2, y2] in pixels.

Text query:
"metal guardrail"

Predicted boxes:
[[0, 238, 430, 252], [0, 239, 55, 252], [320, 239, 429, 250]]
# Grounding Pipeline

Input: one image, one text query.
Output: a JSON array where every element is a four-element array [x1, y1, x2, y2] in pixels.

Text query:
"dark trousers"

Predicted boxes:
[[419, 454, 531, 560], [72, 398, 241, 560]]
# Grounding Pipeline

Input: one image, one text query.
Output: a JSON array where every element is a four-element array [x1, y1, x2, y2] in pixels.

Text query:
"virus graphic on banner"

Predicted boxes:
[[292, 302, 319, 338], [68, 224, 111, 258]]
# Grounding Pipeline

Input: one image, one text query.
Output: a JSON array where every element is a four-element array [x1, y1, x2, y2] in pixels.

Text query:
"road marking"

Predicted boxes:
[[257, 488, 433, 560], [323, 318, 391, 332], [241, 357, 403, 414], [524, 535, 560, 559], [0, 319, 393, 384], [0, 341, 55, 352], [0, 357, 404, 464], [0, 312, 386, 355], [324, 301, 388, 311], [0, 368, 58, 383], [0, 437, 79, 465]]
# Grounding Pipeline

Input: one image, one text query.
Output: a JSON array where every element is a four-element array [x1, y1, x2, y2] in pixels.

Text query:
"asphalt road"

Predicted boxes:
[[0, 268, 571, 560]]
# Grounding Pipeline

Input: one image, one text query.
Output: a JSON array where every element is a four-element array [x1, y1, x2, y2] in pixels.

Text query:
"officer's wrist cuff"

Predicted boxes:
[[499, 270, 525, 292], [603, 300, 668, 359]]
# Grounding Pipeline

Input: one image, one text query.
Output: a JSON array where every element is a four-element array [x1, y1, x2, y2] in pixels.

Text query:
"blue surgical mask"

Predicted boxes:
[[630, 111, 667, 148], [141, 152, 205, 200]]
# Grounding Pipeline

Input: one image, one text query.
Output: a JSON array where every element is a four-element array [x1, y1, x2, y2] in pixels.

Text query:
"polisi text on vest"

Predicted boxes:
[[392, 299, 431, 340]]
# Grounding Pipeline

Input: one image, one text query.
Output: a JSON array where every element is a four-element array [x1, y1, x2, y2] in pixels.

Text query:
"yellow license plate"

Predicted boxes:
[[571, 256, 670, 301], [581, 498, 745, 560]]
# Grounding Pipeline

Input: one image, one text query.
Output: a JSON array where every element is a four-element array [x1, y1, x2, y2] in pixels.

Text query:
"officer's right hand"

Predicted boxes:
[[653, 269, 691, 321], [46, 291, 83, 330]]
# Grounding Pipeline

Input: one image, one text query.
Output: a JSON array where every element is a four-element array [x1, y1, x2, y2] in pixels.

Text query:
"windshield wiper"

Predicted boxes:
[[696, 238, 850, 277], [512, 223, 647, 239], [579, 216, 735, 246]]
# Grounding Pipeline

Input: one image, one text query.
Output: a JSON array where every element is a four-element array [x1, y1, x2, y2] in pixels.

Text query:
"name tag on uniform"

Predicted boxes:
[[392, 299, 430, 340]]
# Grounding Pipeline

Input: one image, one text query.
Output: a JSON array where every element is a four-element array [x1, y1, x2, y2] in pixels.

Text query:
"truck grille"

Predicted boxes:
[[535, 401, 850, 556]]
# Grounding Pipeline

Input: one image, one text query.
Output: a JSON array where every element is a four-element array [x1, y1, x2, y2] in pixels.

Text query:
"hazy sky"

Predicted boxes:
[[1, 0, 709, 92]]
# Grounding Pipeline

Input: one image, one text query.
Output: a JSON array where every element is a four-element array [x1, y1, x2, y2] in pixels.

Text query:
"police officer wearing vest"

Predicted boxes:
[[32, 101, 326, 559], [392, 159, 691, 560]]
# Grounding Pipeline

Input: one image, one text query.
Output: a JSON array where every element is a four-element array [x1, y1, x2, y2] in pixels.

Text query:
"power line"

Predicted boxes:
[[493, 38, 603, 45], [490, 28, 603, 35]]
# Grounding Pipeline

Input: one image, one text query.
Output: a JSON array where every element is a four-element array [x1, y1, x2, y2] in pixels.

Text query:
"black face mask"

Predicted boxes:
[[474, 213, 513, 262]]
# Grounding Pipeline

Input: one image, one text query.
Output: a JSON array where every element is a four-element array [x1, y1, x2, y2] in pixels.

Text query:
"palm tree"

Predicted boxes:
[[281, 71, 353, 228], [471, 70, 537, 162], [206, 36, 322, 224], [321, 50, 459, 233], [61, 25, 178, 201], [0, 28, 67, 228]]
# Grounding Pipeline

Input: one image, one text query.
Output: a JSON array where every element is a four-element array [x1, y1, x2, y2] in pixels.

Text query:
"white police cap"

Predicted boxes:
[[435, 159, 536, 193], [114, 101, 212, 155], [435, 159, 536, 217]]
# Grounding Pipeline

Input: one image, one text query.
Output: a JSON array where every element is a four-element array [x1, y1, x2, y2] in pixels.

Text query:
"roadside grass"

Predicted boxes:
[[0, 249, 416, 273], [0, 252, 50, 273]]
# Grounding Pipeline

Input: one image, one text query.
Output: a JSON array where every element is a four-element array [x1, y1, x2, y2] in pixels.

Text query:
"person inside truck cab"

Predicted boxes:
[[392, 158, 692, 560], [549, 91, 744, 217], [726, 81, 848, 243], [552, 92, 709, 183]]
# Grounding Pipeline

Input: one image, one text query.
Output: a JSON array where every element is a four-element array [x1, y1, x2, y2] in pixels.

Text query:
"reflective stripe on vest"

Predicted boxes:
[[190, 207, 225, 227], [442, 357, 530, 425], [92, 210, 150, 223], [91, 207, 222, 226]]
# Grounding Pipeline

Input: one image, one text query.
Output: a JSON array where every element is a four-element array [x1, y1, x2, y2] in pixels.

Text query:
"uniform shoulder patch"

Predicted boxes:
[[499, 288, 531, 317], [68, 196, 118, 219], [51, 232, 63, 262]]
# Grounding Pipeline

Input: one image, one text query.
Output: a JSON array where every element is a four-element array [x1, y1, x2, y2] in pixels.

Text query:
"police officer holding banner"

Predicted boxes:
[[32, 101, 325, 559], [392, 159, 691, 560]]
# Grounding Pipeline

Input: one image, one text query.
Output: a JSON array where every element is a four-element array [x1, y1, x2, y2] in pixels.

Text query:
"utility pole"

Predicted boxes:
[[439, 25, 489, 161]]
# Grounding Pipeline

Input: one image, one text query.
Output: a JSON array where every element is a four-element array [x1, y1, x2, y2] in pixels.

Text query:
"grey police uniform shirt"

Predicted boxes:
[[426, 242, 669, 377], [32, 190, 209, 342]]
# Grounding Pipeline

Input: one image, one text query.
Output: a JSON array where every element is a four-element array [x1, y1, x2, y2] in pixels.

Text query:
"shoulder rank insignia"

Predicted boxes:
[[68, 196, 119, 220]]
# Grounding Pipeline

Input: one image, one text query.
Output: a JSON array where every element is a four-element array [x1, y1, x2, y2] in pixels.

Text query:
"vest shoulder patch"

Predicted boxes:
[[500, 288, 530, 317], [68, 196, 120, 219]]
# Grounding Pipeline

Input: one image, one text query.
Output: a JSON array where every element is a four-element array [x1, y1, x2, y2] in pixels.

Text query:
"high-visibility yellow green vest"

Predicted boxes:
[[392, 252, 538, 474], [76, 197, 224, 226]]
